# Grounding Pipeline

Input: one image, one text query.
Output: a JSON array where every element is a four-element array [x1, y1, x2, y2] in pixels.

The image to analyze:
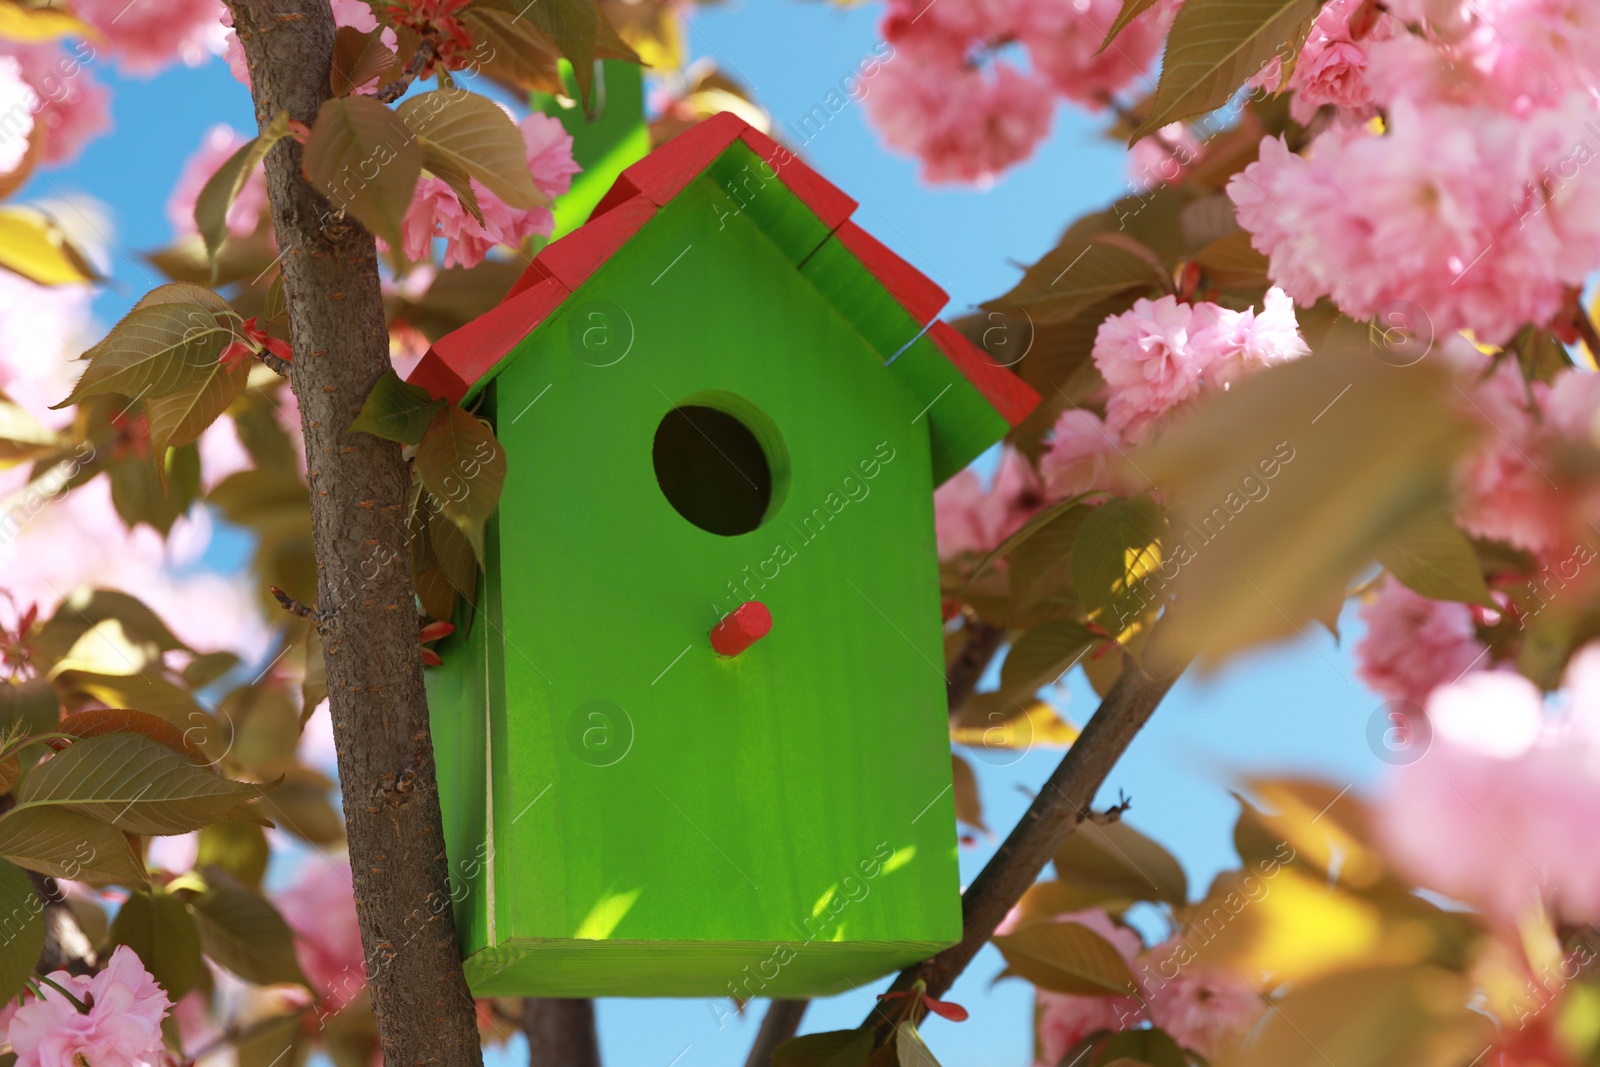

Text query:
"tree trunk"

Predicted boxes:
[[225, 3, 483, 1063], [523, 999, 602, 1067]]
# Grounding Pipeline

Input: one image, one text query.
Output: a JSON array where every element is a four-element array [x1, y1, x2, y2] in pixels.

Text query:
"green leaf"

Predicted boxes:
[[0, 860, 44, 1004], [985, 233, 1171, 325], [188, 882, 308, 987], [999, 619, 1098, 698], [55, 301, 235, 407], [1131, 0, 1323, 141], [0, 805, 145, 885], [991, 920, 1138, 995], [398, 89, 548, 210], [33, 587, 192, 666], [416, 405, 506, 558], [896, 1022, 942, 1067], [952, 753, 986, 833], [1071, 496, 1168, 633], [302, 95, 422, 249], [183, 651, 241, 689], [1098, 1028, 1190, 1067], [15, 733, 263, 836], [1193, 230, 1272, 291], [1374, 510, 1495, 607], [348, 369, 444, 445], [774, 1030, 874, 1067], [329, 26, 397, 97], [1098, 0, 1165, 54], [196, 823, 270, 889], [109, 889, 206, 999], [429, 506, 479, 596], [1008, 504, 1092, 615], [0, 677, 61, 737], [194, 111, 291, 265], [1054, 819, 1189, 906], [469, 0, 638, 106], [146, 349, 251, 461]]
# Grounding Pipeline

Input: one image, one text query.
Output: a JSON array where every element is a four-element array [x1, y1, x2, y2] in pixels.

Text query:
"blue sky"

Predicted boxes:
[[28, 4, 1394, 1064]]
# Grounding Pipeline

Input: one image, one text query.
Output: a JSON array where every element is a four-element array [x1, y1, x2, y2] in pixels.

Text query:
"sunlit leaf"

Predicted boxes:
[[0, 205, 98, 286], [348, 369, 444, 445], [1098, 0, 1165, 54], [1055, 819, 1189, 906], [469, 0, 639, 105], [56, 299, 236, 407], [0, 0, 87, 39], [398, 90, 548, 210], [302, 95, 422, 249], [1071, 495, 1167, 634], [416, 405, 506, 558], [460, 8, 566, 96], [194, 111, 290, 265], [1244, 777, 1387, 889], [952, 695, 1078, 750], [992, 919, 1138, 995], [999, 620, 1099, 697], [0, 392, 59, 467], [15, 732, 263, 835], [196, 822, 270, 889], [146, 350, 251, 463], [896, 1021, 942, 1067], [1131, 0, 1322, 140]]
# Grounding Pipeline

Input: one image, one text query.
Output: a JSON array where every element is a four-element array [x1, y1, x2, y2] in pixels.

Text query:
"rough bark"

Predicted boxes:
[[742, 1000, 809, 1067], [945, 621, 1005, 725], [523, 999, 602, 1067], [863, 656, 1185, 1027], [225, 4, 483, 1063]]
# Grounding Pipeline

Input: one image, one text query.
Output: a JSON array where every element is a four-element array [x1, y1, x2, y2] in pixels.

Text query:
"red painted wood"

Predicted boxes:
[[614, 111, 747, 207], [506, 195, 656, 299], [926, 321, 1041, 428], [737, 128, 857, 231], [710, 601, 773, 657], [411, 276, 573, 402], [834, 221, 948, 325], [590, 172, 646, 220]]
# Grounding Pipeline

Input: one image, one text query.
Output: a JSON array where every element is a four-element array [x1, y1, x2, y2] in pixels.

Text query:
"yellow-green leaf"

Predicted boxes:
[[194, 111, 290, 265], [1374, 509, 1495, 607], [0, 206, 98, 286], [0, 859, 43, 1003], [348, 368, 444, 445], [1131, 0, 1323, 141], [399, 89, 548, 211], [896, 1021, 942, 1067], [985, 233, 1170, 325], [992, 919, 1138, 995], [146, 350, 251, 461], [55, 300, 234, 407], [1071, 495, 1167, 634], [0, 805, 145, 885], [416, 404, 506, 558], [1054, 819, 1188, 906], [303, 95, 422, 249], [109, 889, 206, 999]]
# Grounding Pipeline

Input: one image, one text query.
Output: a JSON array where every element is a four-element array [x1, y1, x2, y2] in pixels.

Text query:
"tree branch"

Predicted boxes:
[[523, 999, 602, 1067], [374, 32, 438, 104], [861, 654, 1185, 1029], [946, 620, 1005, 724], [743, 1000, 808, 1067], [225, 3, 482, 1064]]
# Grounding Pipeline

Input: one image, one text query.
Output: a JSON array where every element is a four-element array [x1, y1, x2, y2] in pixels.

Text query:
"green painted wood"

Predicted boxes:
[[443, 172, 963, 996], [704, 141, 833, 268], [536, 60, 651, 239]]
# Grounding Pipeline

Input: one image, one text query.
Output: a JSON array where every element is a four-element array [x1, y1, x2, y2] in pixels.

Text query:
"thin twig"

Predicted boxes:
[[946, 620, 1005, 724], [257, 350, 292, 377], [374, 33, 438, 104], [743, 1000, 809, 1067], [860, 652, 1187, 1032], [269, 585, 320, 621]]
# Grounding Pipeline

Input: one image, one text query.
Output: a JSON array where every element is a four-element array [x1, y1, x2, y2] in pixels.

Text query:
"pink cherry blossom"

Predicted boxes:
[[1017, 0, 1174, 110], [1355, 576, 1487, 708], [934, 447, 1047, 559], [398, 113, 578, 269], [1031, 910, 1145, 1066], [8, 945, 171, 1067], [167, 125, 270, 241], [0, 55, 35, 176], [861, 39, 1053, 184], [1140, 952, 1265, 1057], [223, 1, 395, 89], [2, 42, 112, 166], [1284, 0, 1397, 124], [1378, 649, 1600, 926], [276, 856, 368, 1012], [69, 0, 227, 76], [1129, 124, 1201, 191], [1039, 409, 1133, 499], [1229, 95, 1600, 345]]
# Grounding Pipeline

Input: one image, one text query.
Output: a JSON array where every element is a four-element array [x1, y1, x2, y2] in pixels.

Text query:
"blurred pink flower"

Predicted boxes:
[[1378, 650, 1600, 926], [934, 448, 1047, 558], [861, 39, 1053, 184], [1128, 124, 1200, 191], [0, 55, 35, 175], [167, 124, 269, 241], [1285, 0, 1397, 123], [70, 0, 227, 76], [1140, 955, 1264, 1057], [223, 1, 394, 88], [398, 113, 578, 269], [1018, 0, 1174, 110], [3, 42, 112, 166], [1031, 910, 1145, 1066], [1039, 409, 1131, 499], [277, 856, 368, 1012], [9, 944, 171, 1067], [1355, 576, 1486, 708]]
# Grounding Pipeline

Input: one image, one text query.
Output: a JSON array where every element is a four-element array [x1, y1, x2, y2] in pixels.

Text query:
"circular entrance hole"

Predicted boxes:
[[652, 405, 773, 536]]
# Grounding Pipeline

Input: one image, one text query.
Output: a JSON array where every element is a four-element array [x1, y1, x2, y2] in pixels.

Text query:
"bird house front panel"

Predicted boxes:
[[440, 175, 964, 997]]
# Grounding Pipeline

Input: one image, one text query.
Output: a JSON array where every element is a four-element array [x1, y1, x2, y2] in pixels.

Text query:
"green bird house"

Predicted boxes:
[[409, 112, 1041, 998]]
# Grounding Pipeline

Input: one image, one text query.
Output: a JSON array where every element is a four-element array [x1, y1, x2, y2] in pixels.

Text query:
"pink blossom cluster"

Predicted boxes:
[[1379, 645, 1600, 927], [862, 0, 1174, 183], [1091, 287, 1308, 444], [167, 124, 271, 241], [1231, 0, 1600, 345], [1355, 576, 1487, 708], [1026, 909, 1264, 1066], [69, 0, 227, 76], [7, 945, 171, 1067], [935, 446, 1048, 559], [0, 41, 111, 167], [397, 113, 580, 269], [275, 856, 368, 1012]]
